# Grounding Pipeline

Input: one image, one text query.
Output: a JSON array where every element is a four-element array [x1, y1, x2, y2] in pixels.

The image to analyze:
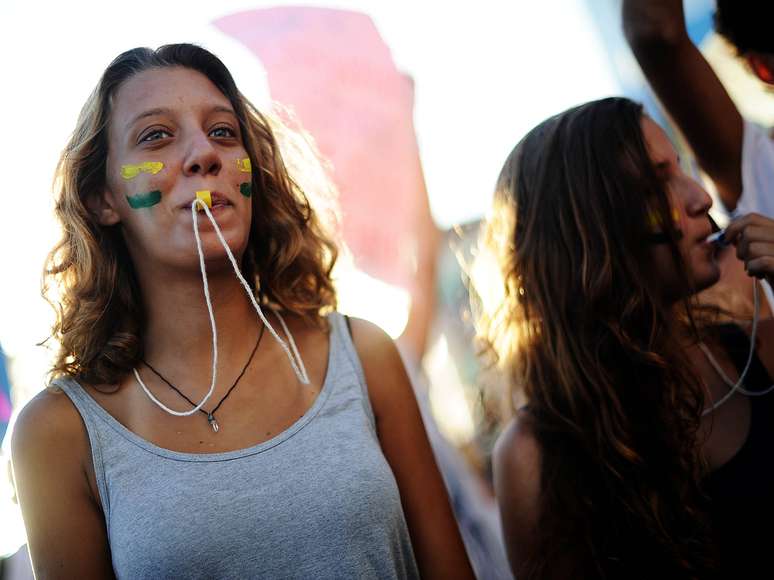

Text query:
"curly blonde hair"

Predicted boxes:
[[45, 44, 338, 386]]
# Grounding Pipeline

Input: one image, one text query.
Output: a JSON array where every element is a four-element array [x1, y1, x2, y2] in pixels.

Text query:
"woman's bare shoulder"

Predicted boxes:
[[11, 385, 89, 464], [494, 409, 542, 499], [11, 385, 114, 577], [494, 409, 543, 576]]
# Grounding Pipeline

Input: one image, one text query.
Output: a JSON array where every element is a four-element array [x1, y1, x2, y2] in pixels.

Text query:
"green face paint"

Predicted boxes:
[[239, 182, 252, 198], [126, 190, 162, 209]]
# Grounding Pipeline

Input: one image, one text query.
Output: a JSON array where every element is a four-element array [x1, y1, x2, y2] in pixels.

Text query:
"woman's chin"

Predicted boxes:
[[151, 236, 247, 275], [693, 265, 722, 294]]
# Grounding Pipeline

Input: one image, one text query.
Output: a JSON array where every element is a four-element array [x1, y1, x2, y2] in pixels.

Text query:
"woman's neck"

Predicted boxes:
[[139, 265, 261, 374]]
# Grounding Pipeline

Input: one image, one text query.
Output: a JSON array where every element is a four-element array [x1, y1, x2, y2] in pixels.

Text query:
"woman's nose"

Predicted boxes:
[[183, 133, 221, 177], [684, 176, 713, 216]]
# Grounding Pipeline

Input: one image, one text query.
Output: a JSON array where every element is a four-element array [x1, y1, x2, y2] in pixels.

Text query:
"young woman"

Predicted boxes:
[[477, 97, 774, 578], [11, 44, 473, 580]]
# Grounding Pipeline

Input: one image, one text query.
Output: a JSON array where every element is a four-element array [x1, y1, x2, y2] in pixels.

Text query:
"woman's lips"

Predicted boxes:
[[182, 191, 231, 210]]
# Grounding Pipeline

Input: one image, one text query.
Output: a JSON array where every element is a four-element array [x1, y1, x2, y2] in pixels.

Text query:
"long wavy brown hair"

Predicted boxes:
[[45, 44, 338, 386], [476, 98, 715, 578]]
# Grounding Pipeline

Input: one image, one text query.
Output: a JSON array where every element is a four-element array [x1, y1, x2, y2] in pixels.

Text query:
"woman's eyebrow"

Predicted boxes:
[[212, 105, 236, 116], [125, 105, 237, 133], [125, 107, 171, 131]]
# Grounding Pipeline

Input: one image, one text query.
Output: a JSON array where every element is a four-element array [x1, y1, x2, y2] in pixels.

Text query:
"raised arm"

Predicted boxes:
[[623, 0, 744, 210], [11, 391, 114, 579], [350, 318, 474, 580]]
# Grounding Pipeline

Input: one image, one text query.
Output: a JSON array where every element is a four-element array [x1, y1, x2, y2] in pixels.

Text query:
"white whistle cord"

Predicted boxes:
[[135, 198, 309, 417], [701, 281, 767, 415]]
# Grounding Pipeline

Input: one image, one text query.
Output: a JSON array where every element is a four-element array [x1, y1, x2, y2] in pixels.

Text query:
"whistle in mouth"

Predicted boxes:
[[706, 229, 729, 247], [195, 190, 212, 210]]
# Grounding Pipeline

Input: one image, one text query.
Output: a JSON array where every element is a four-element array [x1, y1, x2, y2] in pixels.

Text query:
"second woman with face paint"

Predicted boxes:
[[478, 97, 774, 578]]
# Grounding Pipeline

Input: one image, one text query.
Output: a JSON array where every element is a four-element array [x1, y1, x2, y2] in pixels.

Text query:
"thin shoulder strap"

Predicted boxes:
[[55, 378, 112, 520], [330, 312, 376, 430]]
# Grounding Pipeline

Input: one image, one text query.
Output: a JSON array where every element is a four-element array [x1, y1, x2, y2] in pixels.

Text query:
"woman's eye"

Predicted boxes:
[[140, 129, 172, 142], [210, 126, 236, 139]]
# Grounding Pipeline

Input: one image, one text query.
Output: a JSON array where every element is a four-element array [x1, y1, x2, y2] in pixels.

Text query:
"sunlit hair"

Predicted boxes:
[[474, 97, 714, 577], [45, 43, 338, 385]]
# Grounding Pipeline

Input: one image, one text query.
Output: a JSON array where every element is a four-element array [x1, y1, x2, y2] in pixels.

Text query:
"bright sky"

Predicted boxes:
[[0, 0, 618, 400]]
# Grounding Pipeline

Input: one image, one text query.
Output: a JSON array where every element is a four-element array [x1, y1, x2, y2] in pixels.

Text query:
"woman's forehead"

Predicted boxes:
[[640, 116, 678, 166], [110, 67, 232, 130]]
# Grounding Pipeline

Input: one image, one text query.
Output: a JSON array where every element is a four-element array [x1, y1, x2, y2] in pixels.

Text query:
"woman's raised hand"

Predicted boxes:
[[725, 213, 774, 283]]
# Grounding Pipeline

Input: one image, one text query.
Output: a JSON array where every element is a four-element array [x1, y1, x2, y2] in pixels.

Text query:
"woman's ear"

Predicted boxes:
[[747, 52, 774, 85], [87, 190, 121, 226]]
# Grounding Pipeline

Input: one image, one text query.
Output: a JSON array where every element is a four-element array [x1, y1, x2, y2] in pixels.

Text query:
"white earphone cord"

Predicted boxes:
[[134, 198, 309, 417], [701, 280, 770, 415]]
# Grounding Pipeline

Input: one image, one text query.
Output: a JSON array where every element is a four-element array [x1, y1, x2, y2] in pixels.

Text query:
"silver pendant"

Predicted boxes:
[[207, 413, 219, 433]]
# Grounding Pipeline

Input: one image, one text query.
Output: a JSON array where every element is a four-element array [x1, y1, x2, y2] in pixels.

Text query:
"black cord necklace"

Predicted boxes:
[[141, 323, 265, 433]]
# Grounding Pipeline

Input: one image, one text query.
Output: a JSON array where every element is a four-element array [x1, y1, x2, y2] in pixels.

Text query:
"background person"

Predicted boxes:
[[476, 97, 774, 578], [623, 0, 774, 217]]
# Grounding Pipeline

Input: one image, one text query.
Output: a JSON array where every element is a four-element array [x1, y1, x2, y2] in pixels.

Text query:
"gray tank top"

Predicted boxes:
[[57, 312, 419, 580]]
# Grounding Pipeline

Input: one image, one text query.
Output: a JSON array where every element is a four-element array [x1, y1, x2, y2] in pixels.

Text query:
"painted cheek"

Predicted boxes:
[[647, 209, 679, 229], [121, 161, 165, 209], [236, 157, 253, 197], [126, 190, 162, 209], [121, 161, 164, 180], [236, 158, 252, 173], [672, 207, 682, 227]]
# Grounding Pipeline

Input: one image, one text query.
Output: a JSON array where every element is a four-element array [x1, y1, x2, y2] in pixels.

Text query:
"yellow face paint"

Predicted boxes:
[[648, 207, 682, 227], [237, 158, 252, 173], [195, 190, 212, 210], [120, 161, 164, 180]]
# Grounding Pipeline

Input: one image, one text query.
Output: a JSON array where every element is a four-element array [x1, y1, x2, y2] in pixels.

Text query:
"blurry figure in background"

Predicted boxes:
[[216, 8, 511, 578], [0, 539, 33, 580], [623, 0, 774, 320], [0, 347, 32, 580], [403, 358, 513, 580], [2, 356, 33, 580], [412, 223, 514, 580], [0, 547, 33, 580], [475, 97, 774, 578], [10, 43, 472, 579], [623, 0, 773, 215], [0, 347, 11, 446]]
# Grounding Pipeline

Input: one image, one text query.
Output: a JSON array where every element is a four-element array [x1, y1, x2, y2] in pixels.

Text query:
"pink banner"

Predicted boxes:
[[214, 7, 429, 290], [0, 392, 10, 422]]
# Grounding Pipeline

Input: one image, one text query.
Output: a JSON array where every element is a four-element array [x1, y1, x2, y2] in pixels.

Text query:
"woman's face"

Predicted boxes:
[[642, 117, 720, 298], [101, 66, 253, 273]]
